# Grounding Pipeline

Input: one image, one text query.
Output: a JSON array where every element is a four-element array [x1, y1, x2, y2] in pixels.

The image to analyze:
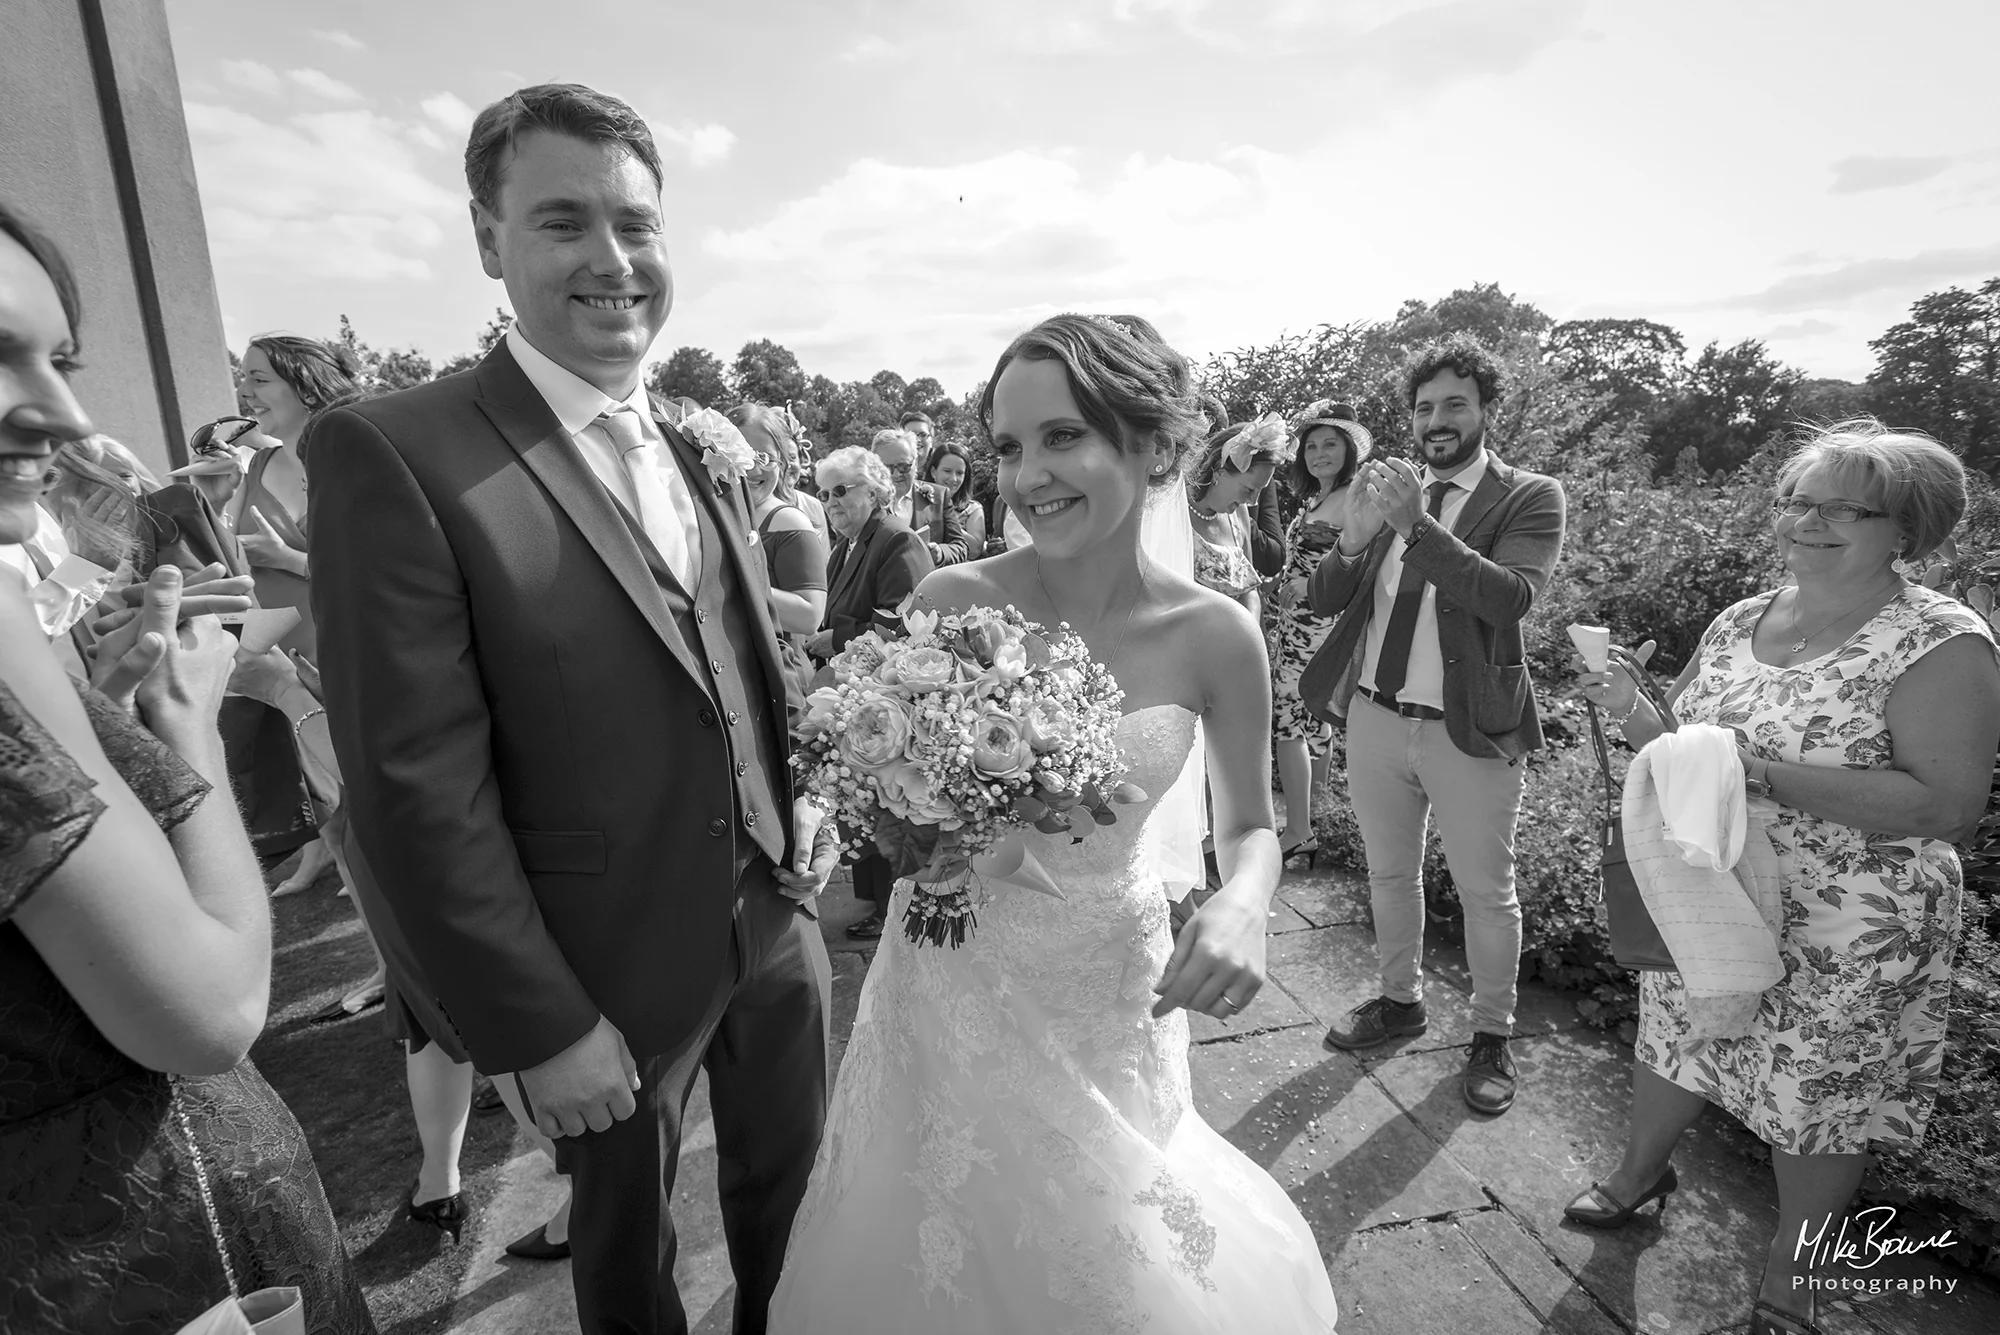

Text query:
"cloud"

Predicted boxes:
[[693, 146, 1339, 383], [421, 92, 477, 135], [219, 59, 282, 96], [184, 101, 462, 283], [839, 34, 899, 62], [641, 117, 738, 168], [1709, 245, 2000, 314], [286, 68, 363, 102], [1829, 154, 1953, 194], [1767, 319, 1837, 339], [311, 29, 366, 52], [1354, 0, 1590, 81]]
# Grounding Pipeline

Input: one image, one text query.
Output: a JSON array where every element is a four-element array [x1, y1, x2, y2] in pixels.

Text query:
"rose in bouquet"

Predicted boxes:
[[794, 601, 1140, 947]]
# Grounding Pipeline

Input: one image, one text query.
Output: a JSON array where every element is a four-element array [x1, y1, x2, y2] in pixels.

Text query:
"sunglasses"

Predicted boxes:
[[189, 415, 258, 458], [824, 483, 866, 499]]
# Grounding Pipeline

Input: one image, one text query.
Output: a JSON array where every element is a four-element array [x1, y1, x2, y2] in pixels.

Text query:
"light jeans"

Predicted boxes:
[[1346, 692, 1526, 1035]]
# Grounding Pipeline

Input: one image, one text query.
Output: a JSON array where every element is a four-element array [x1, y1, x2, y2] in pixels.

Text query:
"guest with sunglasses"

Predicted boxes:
[[806, 446, 935, 940], [1572, 420, 1999, 1335]]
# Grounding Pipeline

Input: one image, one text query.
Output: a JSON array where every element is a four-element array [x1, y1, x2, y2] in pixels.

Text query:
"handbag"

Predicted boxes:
[[171, 1088, 307, 1335], [1585, 644, 1679, 972]]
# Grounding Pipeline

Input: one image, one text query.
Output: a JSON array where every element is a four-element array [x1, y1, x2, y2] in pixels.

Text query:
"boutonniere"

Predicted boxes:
[[678, 407, 758, 494]]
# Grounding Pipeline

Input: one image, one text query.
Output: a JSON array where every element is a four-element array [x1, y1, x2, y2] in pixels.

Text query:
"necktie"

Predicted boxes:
[[598, 407, 700, 589], [1370, 481, 1453, 702]]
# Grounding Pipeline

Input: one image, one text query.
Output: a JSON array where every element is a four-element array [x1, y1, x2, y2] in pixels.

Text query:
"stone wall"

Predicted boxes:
[[0, 0, 234, 474]]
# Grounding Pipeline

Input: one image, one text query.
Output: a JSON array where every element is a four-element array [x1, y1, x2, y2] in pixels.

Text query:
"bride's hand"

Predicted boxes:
[[1152, 888, 1267, 1020]]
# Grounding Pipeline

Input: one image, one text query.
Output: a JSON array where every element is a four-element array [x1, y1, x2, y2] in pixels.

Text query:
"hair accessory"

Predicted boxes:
[[1222, 413, 1294, 472], [1086, 313, 1136, 339]]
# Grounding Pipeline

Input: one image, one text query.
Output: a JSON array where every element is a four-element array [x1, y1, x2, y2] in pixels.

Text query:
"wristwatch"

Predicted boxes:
[[1742, 754, 1773, 799]]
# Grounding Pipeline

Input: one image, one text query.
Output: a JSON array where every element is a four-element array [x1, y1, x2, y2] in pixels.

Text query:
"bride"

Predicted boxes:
[[767, 314, 1339, 1333]]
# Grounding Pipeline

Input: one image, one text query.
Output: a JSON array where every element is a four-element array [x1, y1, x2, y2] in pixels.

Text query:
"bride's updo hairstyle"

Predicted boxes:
[[978, 312, 1206, 487]]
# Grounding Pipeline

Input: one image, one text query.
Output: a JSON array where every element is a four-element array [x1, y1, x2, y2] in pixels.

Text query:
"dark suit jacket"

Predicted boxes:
[[1298, 453, 1566, 761], [1249, 480, 1286, 578], [308, 342, 796, 1073], [905, 479, 968, 565], [822, 510, 934, 653]]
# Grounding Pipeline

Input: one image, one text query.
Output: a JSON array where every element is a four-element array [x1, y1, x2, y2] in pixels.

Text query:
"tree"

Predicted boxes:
[[436, 308, 513, 378], [733, 339, 807, 405], [1546, 318, 1687, 431], [648, 346, 732, 407], [869, 370, 909, 411], [1867, 277, 2000, 471], [336, 313, 434, 392], [1790, 378, 1874, 426], [1647, 339, 1802, 475]]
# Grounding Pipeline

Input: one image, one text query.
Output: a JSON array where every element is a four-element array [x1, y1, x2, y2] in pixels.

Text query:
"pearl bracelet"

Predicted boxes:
[[1607, 695, 1644, 727]]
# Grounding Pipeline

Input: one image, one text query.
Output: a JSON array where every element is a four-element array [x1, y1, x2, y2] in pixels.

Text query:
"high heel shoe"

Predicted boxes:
[[406, 1180, 466, 1244], [1561, 1163, 1677, 1228], [1279, 834, 1319, 869]]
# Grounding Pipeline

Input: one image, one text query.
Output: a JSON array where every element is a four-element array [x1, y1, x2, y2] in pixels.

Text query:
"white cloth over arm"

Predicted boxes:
[[1623, 723, 1784, 1042]]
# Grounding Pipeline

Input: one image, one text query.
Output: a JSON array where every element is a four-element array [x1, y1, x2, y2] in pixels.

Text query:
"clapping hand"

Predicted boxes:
[[1357, 457, 1425, 539], [92, 562, 255, 638], [774, 798, 840, 902], [90, 566, 237, 723], [240, 507, 303, 574]]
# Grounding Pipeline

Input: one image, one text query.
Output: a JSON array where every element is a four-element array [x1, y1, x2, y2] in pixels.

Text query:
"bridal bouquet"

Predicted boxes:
[[794, 602, 1136, 947]]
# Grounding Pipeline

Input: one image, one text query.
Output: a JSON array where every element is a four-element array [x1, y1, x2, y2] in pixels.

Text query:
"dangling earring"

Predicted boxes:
[[1891, 553, 1911, 577]]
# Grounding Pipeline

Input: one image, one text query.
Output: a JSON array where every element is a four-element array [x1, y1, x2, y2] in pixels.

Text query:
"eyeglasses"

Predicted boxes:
[[825, 483, 862, 499], [884, 462, 914, 477], [1772, 498, 1889, 524], [189, 415, 258, 458]]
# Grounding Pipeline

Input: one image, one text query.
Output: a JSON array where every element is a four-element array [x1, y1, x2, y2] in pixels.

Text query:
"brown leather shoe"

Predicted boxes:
[[1322, 996, 1428, 1051], [1463, 1032, 1517, 1114]]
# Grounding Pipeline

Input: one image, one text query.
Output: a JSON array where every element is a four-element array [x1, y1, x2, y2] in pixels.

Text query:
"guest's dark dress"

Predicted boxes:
[[0, 682, 373, 1334], [240, 446, 315, 660]]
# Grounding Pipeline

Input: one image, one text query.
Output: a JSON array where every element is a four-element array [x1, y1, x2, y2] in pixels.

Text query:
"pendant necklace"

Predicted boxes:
[[1035, 555, 1142, 670], [1787, 580, 1898, 654]]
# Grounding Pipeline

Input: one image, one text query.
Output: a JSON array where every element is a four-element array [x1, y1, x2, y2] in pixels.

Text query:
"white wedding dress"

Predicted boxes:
[[768, 705, 1339, 1333]]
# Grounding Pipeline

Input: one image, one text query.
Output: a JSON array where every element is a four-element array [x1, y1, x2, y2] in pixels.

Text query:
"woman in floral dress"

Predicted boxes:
[[1268, 400, 1370, 860], [1186, 415, 1291, 615], [1572, 421, 2000, 1335]]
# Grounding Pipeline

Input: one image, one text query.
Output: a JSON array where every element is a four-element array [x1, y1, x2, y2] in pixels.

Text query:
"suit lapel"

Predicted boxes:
[[827, 514, 878, 611], [1451, 456, 1512, 541], [471, 346, 712, 696]]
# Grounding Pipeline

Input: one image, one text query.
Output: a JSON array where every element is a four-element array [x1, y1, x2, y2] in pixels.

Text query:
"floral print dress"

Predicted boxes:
[[1269, 513, 1342, 743], [1636, 585, 1994, 1154]]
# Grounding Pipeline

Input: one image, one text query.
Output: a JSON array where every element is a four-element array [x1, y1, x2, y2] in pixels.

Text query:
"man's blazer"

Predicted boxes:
[[1298, 453, 1566, 761], [822, 510, 934, 653], [308, 341, 796, 1074]]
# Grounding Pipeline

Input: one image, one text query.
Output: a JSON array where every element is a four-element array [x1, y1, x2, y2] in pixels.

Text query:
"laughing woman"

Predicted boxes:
[[1572, 421, 2000, 1335], [0, 202, 373, 1335]]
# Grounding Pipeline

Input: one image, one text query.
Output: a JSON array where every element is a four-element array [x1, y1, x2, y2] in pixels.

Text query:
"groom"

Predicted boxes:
[[311, 84, 832, 1334]]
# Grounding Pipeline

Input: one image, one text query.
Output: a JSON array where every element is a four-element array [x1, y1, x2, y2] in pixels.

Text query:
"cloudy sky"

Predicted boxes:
[[165, 0, 2000, 397]]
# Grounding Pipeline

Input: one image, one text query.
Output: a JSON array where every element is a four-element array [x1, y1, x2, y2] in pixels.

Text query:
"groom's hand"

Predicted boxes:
[[774, 797, 839, 902], [518, 1015, 642, 1138]]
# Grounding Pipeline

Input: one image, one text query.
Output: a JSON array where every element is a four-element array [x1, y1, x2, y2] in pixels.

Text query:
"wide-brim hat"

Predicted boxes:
[[1290, 399, 1373, 460]]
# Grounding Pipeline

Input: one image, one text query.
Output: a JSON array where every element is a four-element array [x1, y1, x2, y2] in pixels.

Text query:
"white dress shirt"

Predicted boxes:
[[1359, 451, 1491, 713], [505, 326, 703, 577]]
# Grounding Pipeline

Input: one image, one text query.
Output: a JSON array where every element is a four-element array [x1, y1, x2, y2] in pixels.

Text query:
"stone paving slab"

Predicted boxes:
[[1459, 1207, 1629, 1335], [1327, 1218, 1547, 1335], [1190, 1023, 1490, 1233], [1278, 864, 1374, 927]]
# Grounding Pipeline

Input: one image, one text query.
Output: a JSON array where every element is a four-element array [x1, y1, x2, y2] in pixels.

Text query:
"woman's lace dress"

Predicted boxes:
[[769, 705, 1338, 1333], [0, 682, 374, 1334]]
